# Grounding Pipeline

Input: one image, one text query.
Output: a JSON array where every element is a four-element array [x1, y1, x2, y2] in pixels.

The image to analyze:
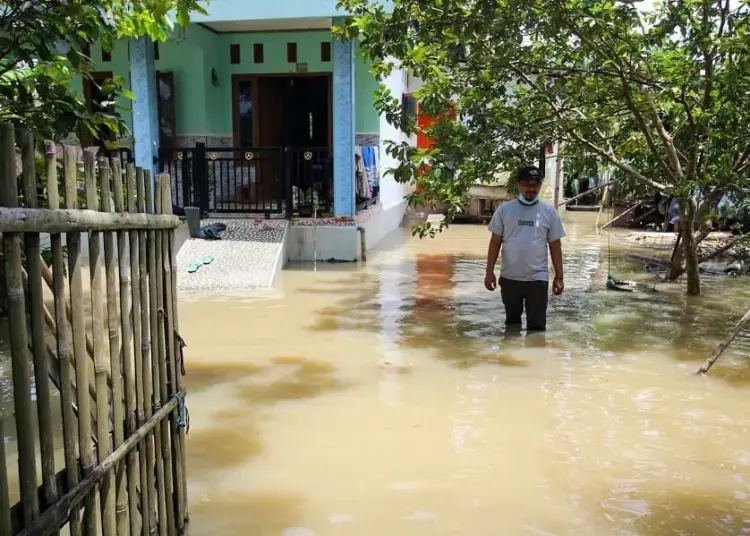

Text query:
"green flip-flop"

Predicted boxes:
[[202, 254, 215, 265], [188, 262, 201, 273]]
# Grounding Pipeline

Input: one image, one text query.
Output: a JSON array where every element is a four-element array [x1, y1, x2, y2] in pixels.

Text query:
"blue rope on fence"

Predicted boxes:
[[174, 391, 189, 434]]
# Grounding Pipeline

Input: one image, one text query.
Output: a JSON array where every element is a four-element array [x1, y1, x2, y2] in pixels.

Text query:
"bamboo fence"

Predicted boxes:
[[0, 122, 189, 536]]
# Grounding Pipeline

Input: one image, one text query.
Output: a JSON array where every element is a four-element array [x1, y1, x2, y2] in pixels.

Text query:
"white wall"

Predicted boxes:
[[378, 62, 414, 211]]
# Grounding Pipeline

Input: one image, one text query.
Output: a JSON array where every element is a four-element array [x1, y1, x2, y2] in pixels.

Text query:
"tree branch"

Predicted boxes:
[[618, 74, 675, 182], [639, 85, 685, 179], [567, 130, 669, 191]]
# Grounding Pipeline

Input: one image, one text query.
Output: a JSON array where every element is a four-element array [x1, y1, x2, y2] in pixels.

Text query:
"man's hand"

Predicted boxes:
[[552, 277, 564, 295], [485, 271, 497, 291]]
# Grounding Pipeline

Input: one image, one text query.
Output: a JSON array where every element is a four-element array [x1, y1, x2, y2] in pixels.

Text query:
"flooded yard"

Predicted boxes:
[[1, 212, 749, 534], [176, 213, 750, 535]]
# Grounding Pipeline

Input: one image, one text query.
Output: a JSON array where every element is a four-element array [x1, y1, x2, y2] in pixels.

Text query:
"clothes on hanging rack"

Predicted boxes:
[[354, 144, 380, 201], [354, 146, 369, 200]]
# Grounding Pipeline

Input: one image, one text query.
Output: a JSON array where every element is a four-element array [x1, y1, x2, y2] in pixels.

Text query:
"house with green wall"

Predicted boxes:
[[80, 0, 414, 262]]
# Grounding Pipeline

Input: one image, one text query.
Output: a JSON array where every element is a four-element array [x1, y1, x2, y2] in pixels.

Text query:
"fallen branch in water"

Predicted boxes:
[[602, 202, 645, 229], [670, 233, 750, 279], [557, 179, 620, 208], [697, 306, 750, 375]]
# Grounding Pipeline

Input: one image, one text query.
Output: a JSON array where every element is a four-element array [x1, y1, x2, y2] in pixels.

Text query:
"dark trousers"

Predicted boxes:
[[499, 277, 549, 331]]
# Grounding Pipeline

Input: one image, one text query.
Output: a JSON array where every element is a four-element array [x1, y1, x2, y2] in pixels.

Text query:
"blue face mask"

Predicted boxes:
[[518, 193, 539, 206]]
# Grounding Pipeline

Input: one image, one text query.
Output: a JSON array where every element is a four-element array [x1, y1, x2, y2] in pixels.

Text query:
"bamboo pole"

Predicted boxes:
[[28, 286, 99, 404], [130, 165, 151, 533], [697, 306, 750, 375], [139, 168, 159, 533], [0, 413, 12, 535], [21, 131, 59, 525], [86, 153, 116, 536], [115, 160, 140, 536], [16, 390, 185, 536], [159, 174, 184, 526], [0, 122, 40, 526], [148, 171, 169, 536], [164, 176, 187, 525], [155, 175, 176, 535], [40, 258, 103, 379], [66, 145, 97, 535], [54, 145, 84, 536], [0, 207, 180, 232], [105, 157, 130, 535]]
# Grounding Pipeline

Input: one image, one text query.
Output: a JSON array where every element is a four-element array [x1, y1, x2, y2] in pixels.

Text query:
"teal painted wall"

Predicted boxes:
[[80, 25, 381, 143], [190, 0, 393, 22], [354, 43, 380, 134]]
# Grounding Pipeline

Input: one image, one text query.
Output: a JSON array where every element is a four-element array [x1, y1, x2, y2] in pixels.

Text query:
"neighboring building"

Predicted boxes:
[[78, 0, 411, 261]]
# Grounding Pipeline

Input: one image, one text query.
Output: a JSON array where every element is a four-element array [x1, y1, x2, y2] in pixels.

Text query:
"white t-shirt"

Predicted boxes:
[[488, 199, 566, 282]]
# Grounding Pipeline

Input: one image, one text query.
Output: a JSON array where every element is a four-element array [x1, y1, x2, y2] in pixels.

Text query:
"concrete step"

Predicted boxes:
[[176, 219, 288, 293]]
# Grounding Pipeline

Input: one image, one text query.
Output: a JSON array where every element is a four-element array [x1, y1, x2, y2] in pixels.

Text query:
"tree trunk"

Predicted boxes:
[[666, 230, 684, 281], [683, 199, 701, 295], [664, 200, 702, 295]]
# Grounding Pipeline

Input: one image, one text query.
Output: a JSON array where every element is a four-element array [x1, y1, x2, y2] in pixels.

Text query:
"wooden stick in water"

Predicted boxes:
[[66, 145, 97, 535], [0, 122, 40, 526], [114, 159, 140, 536], [155, 174, 176, 534], [130, 165, 150, 533], [53, 145, 84, 536], [697, 306, 750, 375], [21, 130, 59, 526], [87, 154, 115, 536]]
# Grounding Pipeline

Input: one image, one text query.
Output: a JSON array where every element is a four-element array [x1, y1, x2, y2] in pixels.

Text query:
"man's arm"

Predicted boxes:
[[549, 239, 563, 279], [486, 233, 503, 274]]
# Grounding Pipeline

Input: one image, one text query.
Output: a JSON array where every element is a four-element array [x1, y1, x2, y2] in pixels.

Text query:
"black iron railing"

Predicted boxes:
[[158, 143, 333, 218], [285, 147, 332, 217]]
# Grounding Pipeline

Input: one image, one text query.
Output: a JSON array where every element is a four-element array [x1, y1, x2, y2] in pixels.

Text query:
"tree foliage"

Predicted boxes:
[[0, 0, 205, 142], [336, 0, 750, 295]]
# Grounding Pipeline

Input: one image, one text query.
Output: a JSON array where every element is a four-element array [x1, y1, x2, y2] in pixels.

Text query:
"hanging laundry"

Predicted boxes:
[[361, 145, 379, 197], [354, 146, 368, 199]]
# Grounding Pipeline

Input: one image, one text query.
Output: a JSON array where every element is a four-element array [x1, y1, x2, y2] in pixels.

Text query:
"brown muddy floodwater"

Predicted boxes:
[[177, 213, 750, 536], [2, 212, 750, 535]]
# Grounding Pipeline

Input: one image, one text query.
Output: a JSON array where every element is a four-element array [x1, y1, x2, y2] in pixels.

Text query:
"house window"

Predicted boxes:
[[253, 43, 264, 64], [230, 44, 241, 65], [101, 48, 112, 62], [321, 42, 331, 62], [154, 41, 160, 61], [287, 42, 297, 63]]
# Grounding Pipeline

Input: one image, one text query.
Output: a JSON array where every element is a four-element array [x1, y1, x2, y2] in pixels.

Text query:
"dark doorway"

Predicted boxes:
[[231, 73, 332, 210], [232, 74, 331, 150], [280, 76, 330, 148]]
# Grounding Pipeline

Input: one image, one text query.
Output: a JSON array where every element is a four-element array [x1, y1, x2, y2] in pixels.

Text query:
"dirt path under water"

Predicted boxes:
[[177, 212, 750, 536]]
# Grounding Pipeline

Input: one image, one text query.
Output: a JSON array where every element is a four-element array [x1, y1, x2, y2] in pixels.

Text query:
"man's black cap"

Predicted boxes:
[[517, 165, 543, 182]]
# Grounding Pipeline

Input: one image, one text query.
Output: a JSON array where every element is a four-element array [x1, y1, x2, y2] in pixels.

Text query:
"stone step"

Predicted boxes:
[[176, 219, 288, 293]]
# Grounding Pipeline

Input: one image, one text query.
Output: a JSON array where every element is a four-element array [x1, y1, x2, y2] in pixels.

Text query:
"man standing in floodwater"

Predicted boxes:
[[484, 165, 566, 331]]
